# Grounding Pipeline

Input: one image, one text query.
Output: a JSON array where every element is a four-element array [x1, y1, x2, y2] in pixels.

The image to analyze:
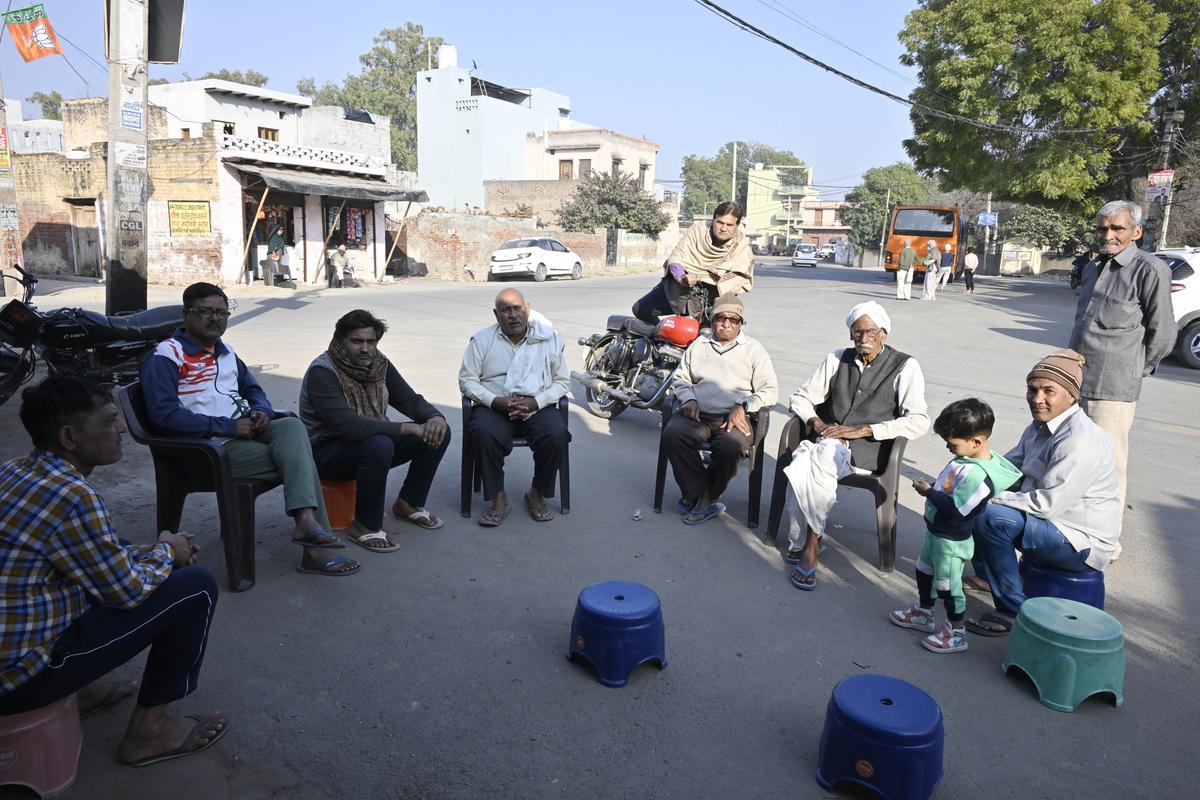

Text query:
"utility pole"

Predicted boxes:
[[730, 141, 739, 204], [984, 192, 993, 269], [1154, 106, 1184, 250], [105, 0, 150, 314], [876, 188, 890, 268], [0, 78, 22, 300]]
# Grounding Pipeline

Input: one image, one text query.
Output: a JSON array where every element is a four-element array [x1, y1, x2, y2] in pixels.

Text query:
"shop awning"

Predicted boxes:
[[236, 165, 428, 203]]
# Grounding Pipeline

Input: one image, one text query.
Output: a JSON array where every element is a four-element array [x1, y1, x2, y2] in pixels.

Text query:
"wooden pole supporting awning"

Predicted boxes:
[[240, 186, 271, 277]]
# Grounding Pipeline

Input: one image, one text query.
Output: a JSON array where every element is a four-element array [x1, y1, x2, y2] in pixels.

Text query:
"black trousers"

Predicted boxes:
[[632, 278, 717, 323], [963, 270, 975, 291], [663, 412, 752, 504], [469, 405, 567, 500], [313, 431, 451, 530], [0, 566, 219, 715]]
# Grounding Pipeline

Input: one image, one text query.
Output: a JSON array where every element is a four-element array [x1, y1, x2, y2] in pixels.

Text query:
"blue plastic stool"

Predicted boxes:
[[1020, 558, 1105, 609], [816, 674, 944, 800], [566, 581, 666, 687]]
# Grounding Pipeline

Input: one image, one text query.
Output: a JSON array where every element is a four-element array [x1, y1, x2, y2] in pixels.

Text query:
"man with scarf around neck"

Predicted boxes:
[[140, 283, 359, 578], [459, 289, 569, 527], [299, 310, 450, 552], [783, 301, 930, 590]]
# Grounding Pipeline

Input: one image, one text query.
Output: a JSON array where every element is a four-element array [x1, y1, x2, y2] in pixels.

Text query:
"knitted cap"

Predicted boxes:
[[1027, 349, 1086, 398], [711, 294, 746, 322]]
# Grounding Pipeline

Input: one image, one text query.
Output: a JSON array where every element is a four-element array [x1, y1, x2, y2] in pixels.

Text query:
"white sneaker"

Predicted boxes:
[[889, 605, 936, 633]]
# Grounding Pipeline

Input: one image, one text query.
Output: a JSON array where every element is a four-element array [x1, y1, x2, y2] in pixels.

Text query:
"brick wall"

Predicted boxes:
[[12, 149, 105, 274], [145, 137, 223, 286], [484, 179, 579, 224], [62, 98, 168, 151]]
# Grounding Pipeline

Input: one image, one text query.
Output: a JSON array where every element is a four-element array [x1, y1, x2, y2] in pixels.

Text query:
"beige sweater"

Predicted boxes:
[[673, 333, 778, 414]]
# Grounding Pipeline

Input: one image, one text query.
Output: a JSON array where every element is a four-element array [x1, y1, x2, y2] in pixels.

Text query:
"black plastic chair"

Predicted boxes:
[[460, 396, 571, 517], [765, 415, 907, 572], [118, 382, 277, 592], [653, 401, 770, 528]]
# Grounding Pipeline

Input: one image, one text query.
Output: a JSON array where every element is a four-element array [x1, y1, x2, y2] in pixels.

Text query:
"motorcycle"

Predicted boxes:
[[0, 264, 185, 406], [571, 313, 702, 420]]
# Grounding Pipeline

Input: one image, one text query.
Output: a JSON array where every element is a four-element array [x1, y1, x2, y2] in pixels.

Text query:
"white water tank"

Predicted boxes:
[[437, 44, 458, 69]]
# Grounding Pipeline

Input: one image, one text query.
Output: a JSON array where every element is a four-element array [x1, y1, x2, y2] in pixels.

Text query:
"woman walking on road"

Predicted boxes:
[[963, 249, 979, 295]]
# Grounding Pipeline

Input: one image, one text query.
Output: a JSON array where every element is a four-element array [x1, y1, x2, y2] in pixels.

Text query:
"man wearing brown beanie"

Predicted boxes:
[[1070, 200, 1175, 559], [965, 349, 1120, 636]]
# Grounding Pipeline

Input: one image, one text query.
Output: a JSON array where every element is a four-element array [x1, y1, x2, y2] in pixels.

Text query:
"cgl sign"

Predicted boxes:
[[118, 219, 143, 232]]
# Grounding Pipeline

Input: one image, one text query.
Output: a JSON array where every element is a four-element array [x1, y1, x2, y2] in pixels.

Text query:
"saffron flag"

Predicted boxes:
[[4, 4, 63, 63]]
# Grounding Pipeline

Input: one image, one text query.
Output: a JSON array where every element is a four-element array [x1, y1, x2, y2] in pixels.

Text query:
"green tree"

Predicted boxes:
[[841, 162, 936, 253], [296, 22, 442, 171], [193, 68, 269, 87], [557, 171, 669, 235], [899, 0, 1168, 204], [680, 142, 808, 218], [1002, 204, 1093, 251], [25, 90, 62, 120]]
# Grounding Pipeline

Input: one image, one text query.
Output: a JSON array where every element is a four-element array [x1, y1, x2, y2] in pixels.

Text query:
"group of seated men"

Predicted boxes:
[[0, 271, 1136, 765]]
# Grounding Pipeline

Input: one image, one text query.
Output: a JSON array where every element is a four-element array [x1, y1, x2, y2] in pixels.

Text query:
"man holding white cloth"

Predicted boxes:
[[783, 301, 930, 589], [459, 289, 569, 527]]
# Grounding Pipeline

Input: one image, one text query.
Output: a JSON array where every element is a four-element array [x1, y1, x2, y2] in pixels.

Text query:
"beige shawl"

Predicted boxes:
[[667, 223, 755, 296]]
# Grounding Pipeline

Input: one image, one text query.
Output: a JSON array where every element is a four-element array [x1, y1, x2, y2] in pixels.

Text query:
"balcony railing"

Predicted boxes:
[[219, 134, 386, 177]]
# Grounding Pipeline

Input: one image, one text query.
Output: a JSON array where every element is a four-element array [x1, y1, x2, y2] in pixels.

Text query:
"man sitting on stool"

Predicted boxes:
[[664, 294, 777, 525], [0, 377, 226, 767]]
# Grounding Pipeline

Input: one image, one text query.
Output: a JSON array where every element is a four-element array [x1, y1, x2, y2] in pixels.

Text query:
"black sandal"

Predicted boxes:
[[965, 612, 1013, 637]]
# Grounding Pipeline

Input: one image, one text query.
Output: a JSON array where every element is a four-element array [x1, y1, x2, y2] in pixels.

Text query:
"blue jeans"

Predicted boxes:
[[971, 504, 1092, 617]]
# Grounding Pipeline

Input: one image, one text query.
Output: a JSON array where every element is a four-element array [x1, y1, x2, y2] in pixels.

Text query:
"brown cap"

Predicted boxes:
[[711, 293, 746, 322], [1027, 349, 1086, 398]]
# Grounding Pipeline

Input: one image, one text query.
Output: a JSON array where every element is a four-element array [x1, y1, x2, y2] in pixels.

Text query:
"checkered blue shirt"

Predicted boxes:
[[0, 451, 173, 694]]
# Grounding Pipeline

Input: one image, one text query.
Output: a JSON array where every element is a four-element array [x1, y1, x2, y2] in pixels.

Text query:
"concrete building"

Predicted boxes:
[[416, 44, 658, 211], [744, 163, 817, 249], [12, 82, 424, 286], [798, 199, 851, 247], [4, 98, 64, 154]]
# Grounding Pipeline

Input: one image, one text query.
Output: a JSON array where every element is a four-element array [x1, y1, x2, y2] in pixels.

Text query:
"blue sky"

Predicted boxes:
[[1, 0, 920, 195]]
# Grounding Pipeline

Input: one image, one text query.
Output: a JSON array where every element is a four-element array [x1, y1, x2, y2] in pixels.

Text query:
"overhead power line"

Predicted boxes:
[[692, 0, 1122, 138]]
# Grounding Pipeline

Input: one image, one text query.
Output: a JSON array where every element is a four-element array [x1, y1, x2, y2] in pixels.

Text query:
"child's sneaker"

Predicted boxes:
[[889, 605, 936, 633], [922, 622, 968, 654]]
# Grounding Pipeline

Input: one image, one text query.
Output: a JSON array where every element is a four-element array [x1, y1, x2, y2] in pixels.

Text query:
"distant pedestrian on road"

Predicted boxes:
[[938, 243, 954, 290], [1068, 200, 1175, 560], [962, 249, 978, 294], [922, 240, 940, 299], [896, 239, 916, 300]]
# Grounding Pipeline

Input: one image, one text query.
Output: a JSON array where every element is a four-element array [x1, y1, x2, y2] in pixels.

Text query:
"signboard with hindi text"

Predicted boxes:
[[168, 201, 211, 236]]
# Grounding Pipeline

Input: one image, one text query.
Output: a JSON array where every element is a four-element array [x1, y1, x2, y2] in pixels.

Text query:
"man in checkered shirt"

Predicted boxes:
[[0, 377, 227, 767]]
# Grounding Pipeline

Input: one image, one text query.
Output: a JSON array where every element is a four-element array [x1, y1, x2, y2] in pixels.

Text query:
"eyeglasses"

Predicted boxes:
[[188, 307, 231, 319], [713, 314, 743, 325], [850, 328, 882, 340], [1094, 225, 1130, 233]]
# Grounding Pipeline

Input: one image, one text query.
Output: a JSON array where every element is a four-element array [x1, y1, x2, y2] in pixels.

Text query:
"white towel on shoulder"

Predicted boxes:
[[503, 311, 559, 397]]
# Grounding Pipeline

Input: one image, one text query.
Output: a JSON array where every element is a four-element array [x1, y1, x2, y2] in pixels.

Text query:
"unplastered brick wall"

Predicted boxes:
[[483, 179, 579, 224], [62, 98, 168, 151], [12, 150, 105, 275], [146, 137, 223, 286], [401, 211, 540, 281]]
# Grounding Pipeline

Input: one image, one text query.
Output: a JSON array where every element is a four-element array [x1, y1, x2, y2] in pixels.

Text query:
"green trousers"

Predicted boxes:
[[223, 416, 331, 531]]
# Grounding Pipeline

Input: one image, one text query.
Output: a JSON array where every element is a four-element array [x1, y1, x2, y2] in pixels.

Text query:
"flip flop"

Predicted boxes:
[[394, 506, 445, 530], [789, 564, 817, 591], [291, 530, 345, 549], [122, 714, 230, 768], [682, 502, 725, 526], [80, 678, 139, 721], [478, 505, 511, 528], [345, 530, 400, 554], [524, 493, 554, 522], [965, 612, 1013, 637], [295, 554, 360, 576], [676, 497, 696, 515]]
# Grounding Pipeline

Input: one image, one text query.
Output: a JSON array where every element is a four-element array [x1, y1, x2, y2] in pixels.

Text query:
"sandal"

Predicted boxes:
[[121, 713, 230, 768], [789, 564, 817, 591], [80, 678, 139, 720], [478, 504, 511, 528], [682, 502, 725, 526], [889, 605, 936, 633], [965, 612, 1013, 637], [922, 623, 969, 654], [524, 493, 554, 523], [346, 530, 400, 553], [295, 554, 360, 576], [676, 497, 696, 515], [291, 530, 345, 549], [394, 505, 445, 530]]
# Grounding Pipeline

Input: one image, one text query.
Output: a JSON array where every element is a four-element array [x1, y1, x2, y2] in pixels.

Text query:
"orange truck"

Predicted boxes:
[[882, 205, 960, 274]]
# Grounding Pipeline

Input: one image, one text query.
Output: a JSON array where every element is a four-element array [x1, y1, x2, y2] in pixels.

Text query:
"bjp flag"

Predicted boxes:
[[4, 4, 63, 63]]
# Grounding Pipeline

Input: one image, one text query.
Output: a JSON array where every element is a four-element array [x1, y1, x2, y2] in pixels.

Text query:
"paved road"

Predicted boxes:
[[3, 260, 1196, 798]]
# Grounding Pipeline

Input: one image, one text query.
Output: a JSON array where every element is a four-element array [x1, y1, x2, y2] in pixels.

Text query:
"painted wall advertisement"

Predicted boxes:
[[168, 201, 211, 236]]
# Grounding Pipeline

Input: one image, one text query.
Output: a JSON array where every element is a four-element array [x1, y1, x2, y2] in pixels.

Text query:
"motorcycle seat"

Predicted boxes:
[[605, 314, 658, 338], [76, 305, 185, 341]]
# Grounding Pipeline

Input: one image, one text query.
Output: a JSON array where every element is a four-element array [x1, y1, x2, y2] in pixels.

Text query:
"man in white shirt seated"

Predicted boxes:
[[966, 350, 1120, 637], [458, 289, 569, 527]]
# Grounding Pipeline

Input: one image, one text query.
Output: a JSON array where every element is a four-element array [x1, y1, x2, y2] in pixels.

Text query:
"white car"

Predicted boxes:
[[1155, 248, 1200, 369], [488, 237, 583, 282], [791, 243, 818, 268]]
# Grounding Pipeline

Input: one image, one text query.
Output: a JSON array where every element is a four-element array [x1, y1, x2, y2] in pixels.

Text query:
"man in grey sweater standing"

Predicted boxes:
[[1069, 200, 1175, 558], [664, 295, 778, 525]]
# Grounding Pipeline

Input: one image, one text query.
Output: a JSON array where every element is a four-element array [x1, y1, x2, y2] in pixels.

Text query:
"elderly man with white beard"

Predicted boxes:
[[782, 301, 931, 590]]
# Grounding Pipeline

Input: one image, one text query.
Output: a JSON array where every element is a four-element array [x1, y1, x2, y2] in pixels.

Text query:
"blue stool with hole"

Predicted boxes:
[[816, 674, 944, 800], [566, 581, 666, 687], [1020, 557, 1105, 609]]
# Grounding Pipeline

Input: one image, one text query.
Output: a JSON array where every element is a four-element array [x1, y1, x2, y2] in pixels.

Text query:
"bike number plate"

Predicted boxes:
[[0, 300, 42, 347]]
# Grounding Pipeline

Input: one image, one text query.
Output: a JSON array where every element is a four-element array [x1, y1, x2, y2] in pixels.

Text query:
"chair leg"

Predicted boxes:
[[765, 455, 791, 544], [558, 442, 570, 514], [460, 428, 473, 519], [234, 484, 258, 590], [653, 437, 668, 514], [212, 485, 246, 592], [747, 447, 764, 529], [874, 488, 897, 573], [154, 462, 187, 534]]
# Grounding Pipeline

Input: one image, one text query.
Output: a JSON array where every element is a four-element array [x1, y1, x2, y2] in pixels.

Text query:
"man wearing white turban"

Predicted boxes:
[[782, 301, 931, 589]]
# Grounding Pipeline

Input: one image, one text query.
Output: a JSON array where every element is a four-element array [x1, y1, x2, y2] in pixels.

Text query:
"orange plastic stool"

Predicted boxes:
[[0, 694, 82, 799], [320, 479, 357, 530]]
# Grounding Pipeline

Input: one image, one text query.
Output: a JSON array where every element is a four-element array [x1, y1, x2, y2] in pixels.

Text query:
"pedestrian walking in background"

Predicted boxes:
[[922, 239, 939, 299], [938, 243, 954, 291], [962, 249, 978, 294], [896, 239, 916, 300]]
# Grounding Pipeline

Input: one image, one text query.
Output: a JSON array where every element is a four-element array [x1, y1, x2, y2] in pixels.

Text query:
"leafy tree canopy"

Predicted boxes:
[[25, 90, 62, 120], [186, 68, 270, 87], [296, 22, 442, 171], [899, 0, 1170, 204], [841, 162, 937, 252], [1001, 204, 1093, 250], [680, 142, 807, 219], [558, 171, 670, 235]]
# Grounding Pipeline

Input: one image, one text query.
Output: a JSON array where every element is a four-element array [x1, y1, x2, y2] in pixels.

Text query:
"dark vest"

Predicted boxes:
[[816, 345, 911, 473]]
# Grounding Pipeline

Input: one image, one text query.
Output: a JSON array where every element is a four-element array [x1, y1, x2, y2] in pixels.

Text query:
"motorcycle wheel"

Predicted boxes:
[[0, 348, 36, 407], [580, 336, 628, 419]]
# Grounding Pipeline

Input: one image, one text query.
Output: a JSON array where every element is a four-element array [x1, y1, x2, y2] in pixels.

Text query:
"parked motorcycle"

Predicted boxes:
[[571, 313, 701, 419], [0, 264, 185, 406]]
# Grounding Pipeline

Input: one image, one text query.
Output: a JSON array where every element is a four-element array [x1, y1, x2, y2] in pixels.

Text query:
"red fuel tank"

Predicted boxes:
[[655, 315, 699, 347]]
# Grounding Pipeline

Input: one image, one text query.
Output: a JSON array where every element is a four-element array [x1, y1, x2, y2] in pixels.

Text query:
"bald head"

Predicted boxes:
[[494, 288, 530, 342]]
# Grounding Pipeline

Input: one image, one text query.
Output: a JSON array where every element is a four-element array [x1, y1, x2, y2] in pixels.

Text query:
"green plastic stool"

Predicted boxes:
[[1002, 597, 1124, 713]]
